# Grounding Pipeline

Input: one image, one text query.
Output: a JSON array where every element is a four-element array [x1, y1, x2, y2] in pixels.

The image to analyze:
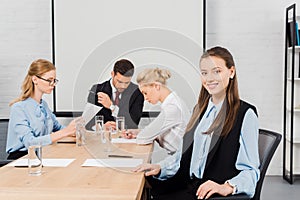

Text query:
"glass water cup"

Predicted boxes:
[[95, 115, 104, 135], [101, 127, 112, 152], [116, 116, 125, 134], [28, 141, 42, 176], [75, 117, 86, 146]]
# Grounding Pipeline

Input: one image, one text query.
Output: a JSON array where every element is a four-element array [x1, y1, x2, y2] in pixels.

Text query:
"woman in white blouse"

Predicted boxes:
[[124, 68, 190, 175]]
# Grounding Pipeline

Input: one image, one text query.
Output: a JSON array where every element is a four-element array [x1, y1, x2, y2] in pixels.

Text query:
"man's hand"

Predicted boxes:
[[97, 92, 112, 109], [104, 121, 116, 131]]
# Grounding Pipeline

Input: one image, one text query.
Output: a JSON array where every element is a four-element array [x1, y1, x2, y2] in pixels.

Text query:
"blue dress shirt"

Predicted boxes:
[[6, 97, 64, 153]]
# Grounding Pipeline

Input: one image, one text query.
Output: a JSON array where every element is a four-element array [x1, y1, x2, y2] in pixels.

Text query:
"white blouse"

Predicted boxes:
[[136, 92, 190, 154]]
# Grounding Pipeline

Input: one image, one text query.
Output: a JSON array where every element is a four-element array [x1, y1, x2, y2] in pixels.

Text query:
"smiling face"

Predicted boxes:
[[200, 56, 235, 102]]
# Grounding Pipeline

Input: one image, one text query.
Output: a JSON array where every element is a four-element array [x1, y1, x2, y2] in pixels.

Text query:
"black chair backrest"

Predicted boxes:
[[0, 119, 9, 159], [0, 119, 10, 167], [252, 129, 282, 200], [208, 129, 282, 200]]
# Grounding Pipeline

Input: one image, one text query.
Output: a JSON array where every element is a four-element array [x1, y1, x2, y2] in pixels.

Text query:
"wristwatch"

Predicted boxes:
[[109, 104, 115, 111]]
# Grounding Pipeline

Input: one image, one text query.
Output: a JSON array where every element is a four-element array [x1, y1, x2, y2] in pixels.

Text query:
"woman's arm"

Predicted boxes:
[[226, 109, 260, 196], [50, 119, 76, 143], [136, 104, 182, 144], [133, 142, 182, 180], [7, 105, 52, 152]]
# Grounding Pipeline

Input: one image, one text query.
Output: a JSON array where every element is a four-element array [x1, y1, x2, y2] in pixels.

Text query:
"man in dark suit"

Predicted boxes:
[[87, 59, 144, 129]]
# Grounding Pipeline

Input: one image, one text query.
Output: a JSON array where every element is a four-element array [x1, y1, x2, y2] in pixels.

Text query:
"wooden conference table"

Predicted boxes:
[[0, 132, 153, 200]]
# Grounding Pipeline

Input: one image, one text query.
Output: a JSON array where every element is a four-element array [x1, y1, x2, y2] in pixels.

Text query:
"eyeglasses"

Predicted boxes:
[[36, 75, 59, 86]]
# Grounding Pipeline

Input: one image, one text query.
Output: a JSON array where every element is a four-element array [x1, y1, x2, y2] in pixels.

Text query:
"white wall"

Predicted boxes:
[[0, 0, 52, 118], [207, 0, 300, 175]]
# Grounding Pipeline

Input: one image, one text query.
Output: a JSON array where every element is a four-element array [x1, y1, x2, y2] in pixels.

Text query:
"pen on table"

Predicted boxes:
[[14, 165, 28, 168], [57, 141, 76, 144], [108, 154, 133, 158]]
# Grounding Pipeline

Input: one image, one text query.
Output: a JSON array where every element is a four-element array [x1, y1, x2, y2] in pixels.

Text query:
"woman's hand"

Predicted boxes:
[[132, 163, 161, 176], [122, 129, 139, 139], [65, 119, 77, 137], [196, 180, 234, 199]]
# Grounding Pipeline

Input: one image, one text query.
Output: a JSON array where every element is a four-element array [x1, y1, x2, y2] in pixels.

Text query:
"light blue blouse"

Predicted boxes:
[[6, 97, 63, 153]]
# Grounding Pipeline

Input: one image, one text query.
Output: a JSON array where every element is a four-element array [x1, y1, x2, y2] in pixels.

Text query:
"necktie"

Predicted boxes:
[[114, 91, 120, 106]]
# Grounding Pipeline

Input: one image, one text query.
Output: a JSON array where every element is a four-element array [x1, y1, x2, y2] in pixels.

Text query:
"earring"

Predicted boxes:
[[230, 76, 234, 79]]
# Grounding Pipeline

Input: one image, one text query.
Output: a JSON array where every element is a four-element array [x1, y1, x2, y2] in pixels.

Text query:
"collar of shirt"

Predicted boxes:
[[160, 91, 175, 108], [110, 78, 122, 100], [27, 98, 49, 119], [206, 98, 224, 118]]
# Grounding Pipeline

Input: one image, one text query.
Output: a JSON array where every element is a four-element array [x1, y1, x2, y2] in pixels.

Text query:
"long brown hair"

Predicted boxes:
[[186, 46, 240, 137], [9, 59, 56, 106]]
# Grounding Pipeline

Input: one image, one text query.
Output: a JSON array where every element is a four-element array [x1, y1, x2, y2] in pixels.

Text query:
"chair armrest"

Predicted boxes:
[[208, 194, 251, 200]]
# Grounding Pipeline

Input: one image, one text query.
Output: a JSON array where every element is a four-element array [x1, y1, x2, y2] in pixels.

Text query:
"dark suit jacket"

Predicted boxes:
[[87, 79, 144, 129]]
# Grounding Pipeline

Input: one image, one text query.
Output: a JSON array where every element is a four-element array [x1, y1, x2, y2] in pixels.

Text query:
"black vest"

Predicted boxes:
[[202, 100, 257, 183]]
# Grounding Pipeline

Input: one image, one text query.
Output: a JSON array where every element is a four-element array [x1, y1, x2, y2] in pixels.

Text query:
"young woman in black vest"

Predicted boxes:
[[133, 46, 260, 199]]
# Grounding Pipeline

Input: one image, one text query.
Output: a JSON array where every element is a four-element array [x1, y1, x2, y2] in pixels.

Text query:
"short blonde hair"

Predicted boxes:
[[136, 68, 171, 86]]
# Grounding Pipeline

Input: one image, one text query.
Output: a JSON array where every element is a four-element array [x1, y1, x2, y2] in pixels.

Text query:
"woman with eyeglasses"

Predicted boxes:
[[6, 59, 76, 160]]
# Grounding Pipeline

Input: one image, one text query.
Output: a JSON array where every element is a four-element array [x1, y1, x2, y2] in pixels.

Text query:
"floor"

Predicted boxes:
[[261, 176, 300, 200]]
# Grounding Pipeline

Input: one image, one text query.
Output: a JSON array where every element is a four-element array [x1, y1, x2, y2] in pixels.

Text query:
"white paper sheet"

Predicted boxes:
[[82, 102, 102, 125], [8, 159, 75, 167], [111, 138, 137, 144], [81, 158, 143, 168]]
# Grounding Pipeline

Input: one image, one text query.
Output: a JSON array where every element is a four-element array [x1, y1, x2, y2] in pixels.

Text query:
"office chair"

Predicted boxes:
[[0, 119, 12, 167], [208, 129, 282, 200]]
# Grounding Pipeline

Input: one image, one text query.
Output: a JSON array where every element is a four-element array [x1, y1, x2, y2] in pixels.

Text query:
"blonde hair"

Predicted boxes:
[[9, 59, 56, 106], [136, 68, 171, 86]]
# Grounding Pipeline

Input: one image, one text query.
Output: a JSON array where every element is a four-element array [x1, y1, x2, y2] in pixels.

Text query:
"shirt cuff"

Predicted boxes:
[[154, 161, 167, 180], [225, 180, 237, 195], [111, 105, 119, 117]]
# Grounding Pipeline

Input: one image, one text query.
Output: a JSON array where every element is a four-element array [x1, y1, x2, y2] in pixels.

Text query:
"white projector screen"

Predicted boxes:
[[53, 0, 204, 112]]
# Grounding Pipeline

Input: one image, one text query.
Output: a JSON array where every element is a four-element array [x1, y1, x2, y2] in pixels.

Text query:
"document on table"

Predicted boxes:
[[82, 102, 102, 125], [81, 158, 143, 168], [111, 138, 137, 144], [8, 159, 75, 167]]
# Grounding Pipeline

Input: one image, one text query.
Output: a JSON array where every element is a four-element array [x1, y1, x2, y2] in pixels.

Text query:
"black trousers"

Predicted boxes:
[[147, 175, 204, 200], [7, 150, 28, 160]]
